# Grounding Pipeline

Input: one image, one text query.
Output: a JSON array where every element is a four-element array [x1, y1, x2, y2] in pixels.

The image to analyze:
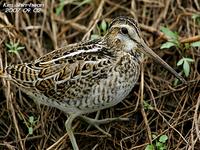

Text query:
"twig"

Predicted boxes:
[[46, 133, 68, 150], [180, 35, 200, 43], [82, 0, 105, 40], [153, 0, 170, 28], [194, 93, 200, 141], [6, 83, 25, 149], [140, 61, 152, 144]]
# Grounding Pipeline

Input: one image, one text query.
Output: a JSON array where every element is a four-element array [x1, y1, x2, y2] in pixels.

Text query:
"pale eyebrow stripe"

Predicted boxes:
[[111, 24, 141, 39], [126, 20, 141, 38]]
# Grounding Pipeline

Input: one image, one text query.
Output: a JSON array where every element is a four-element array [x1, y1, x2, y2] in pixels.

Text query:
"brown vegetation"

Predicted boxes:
[[0, 0, 199, 149]]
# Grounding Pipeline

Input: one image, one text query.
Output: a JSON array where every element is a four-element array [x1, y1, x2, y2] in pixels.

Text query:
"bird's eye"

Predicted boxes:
[[121, 27, 128, 34]]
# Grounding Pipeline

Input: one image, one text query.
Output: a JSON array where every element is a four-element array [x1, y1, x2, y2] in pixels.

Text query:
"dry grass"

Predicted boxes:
[[0, 0, 200, 149]]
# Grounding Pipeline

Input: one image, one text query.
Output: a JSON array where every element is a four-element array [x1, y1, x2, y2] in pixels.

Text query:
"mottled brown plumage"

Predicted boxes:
[[3, 16, 186, 150]]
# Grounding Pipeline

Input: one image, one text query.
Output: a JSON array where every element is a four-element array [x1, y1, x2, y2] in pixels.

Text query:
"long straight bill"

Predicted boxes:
[[140, 40, 186, 84]]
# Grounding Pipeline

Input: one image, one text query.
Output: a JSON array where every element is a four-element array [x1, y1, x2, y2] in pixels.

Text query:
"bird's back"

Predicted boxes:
[[5, 38, 140, 114]]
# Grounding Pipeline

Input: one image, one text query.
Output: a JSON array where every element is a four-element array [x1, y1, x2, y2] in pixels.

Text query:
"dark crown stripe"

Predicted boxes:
[[110, 16, 141, 38]]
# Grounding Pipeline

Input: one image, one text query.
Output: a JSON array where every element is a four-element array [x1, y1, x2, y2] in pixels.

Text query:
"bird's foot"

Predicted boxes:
[[80, 115, 129, 137]]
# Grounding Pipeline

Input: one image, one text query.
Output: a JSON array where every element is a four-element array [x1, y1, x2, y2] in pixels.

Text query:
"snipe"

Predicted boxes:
[[1, 16, 186, 149]]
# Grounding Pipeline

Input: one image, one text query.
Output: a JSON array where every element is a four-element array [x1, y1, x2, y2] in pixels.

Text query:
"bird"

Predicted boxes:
[[1, 16, 186, 150]]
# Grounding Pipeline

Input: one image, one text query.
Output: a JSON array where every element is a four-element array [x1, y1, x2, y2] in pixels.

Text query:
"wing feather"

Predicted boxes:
[[6, 39, 115, 97]]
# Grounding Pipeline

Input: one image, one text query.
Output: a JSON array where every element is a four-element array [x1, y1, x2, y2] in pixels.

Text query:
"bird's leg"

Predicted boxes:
[[65, 114, 79, 150], [80, 115, 129, 137], [86, 110, 101, 131]]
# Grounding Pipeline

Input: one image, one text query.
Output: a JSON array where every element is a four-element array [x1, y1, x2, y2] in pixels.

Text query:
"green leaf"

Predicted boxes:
[[16, 46, 25, 51], [177, 57, 194, 77], [192, 14, 200, 25], [145, 144, 154, 150], [191, 41, 200, 47], [29, 116, 34, 124], [184, 58, 194, 62], [6, 41, 24, 54], [8, 50, 17, 54], [159, 135, 168, 143], [173, 78, 179, 86], [159, 147, 167, 150], [183, 61, 190, 77], [184, 43, 190, 49], [177, 58, 184, 66], [90, 34, 101, 40], [152, 134, 157, 139], [192, 14, 200, 20], [100, 20, 107, 32], [13, 42, 19, 47], [28, 127, 33, 135], [160, 42, 176, 49], [5, 43, 12, 49], [143, 101, 154, 110], [160, 27, 178, 40], [56, 0, 65, 15], [156, 141, 163, 148], [5, 43, 9, 47]]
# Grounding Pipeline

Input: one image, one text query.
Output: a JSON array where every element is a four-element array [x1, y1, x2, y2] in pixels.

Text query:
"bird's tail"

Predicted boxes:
[[0, 64, 39, 88]]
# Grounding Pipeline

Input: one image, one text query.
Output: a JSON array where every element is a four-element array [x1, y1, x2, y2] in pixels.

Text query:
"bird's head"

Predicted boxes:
[[106, 16, 143, 55], [105, 16, 186, 83]]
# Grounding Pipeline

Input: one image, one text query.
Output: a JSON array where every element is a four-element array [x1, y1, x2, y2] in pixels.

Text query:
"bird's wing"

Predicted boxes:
[[6, 39, 115, 99]]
